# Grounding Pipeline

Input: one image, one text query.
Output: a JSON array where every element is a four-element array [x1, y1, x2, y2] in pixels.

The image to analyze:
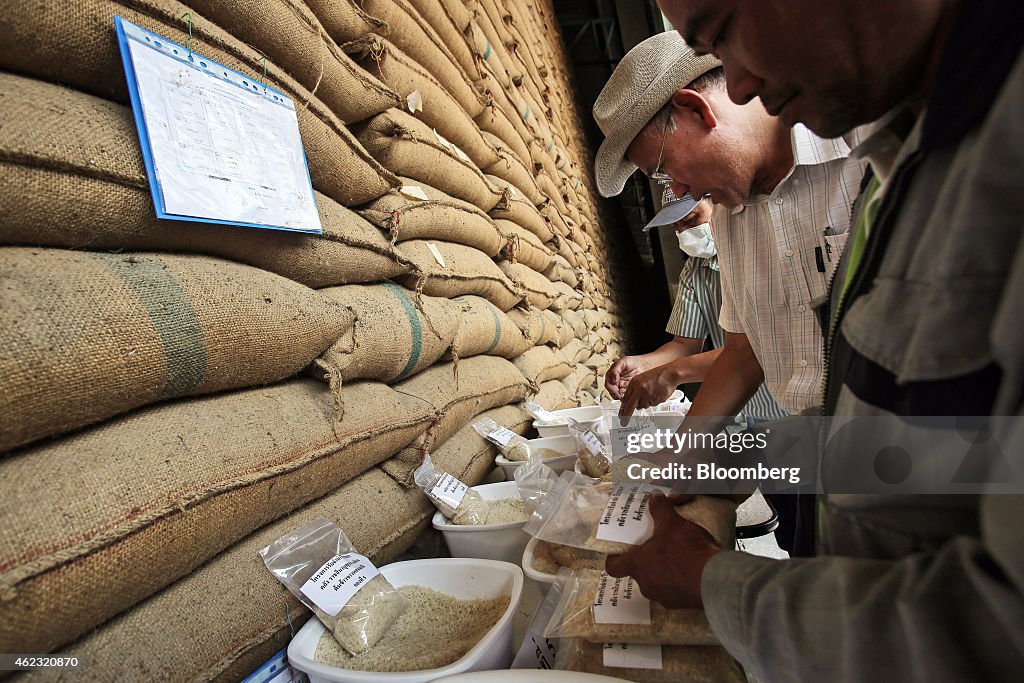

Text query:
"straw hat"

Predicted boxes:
[[592, 32, 721, 197]]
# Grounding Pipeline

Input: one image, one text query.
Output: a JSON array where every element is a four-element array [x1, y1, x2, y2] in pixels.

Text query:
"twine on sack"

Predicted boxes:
[[386, 209, 401, 246]]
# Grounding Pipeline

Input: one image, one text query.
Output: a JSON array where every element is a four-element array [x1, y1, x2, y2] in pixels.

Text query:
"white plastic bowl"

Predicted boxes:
[[521, 536, 557, 585], [533, 406, 602, 437], [287, 558, 524, 683], [494, 435, 577, 480], [432, 481, 530, 564]]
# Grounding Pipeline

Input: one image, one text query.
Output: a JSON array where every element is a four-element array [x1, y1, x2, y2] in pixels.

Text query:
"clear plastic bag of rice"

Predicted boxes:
[[259, 519, 408, 655], [523, 472, 737, 554], [472, 417, 532, 461], [514, 449, 561, 513], [568, 418, 611, 478], [524, 400, 565, 425], [413, 453, 489, 524], [543, 567, 718, 645]]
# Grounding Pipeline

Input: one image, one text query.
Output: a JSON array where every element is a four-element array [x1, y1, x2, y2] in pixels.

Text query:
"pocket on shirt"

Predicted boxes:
[[818, 232, 849, 282]]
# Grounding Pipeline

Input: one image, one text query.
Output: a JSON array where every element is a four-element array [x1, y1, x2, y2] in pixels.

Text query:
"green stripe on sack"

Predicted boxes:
[[97, 254, 207, 398], [482, 300, 505, 355], [383, 281, 424, 382], [483, 42, 492, 60]]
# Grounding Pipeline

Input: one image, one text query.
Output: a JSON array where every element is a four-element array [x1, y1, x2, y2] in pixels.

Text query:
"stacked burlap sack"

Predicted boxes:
[[0, 0, 630, 677]]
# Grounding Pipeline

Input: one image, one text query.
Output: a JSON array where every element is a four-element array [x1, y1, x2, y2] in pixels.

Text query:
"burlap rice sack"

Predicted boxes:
[[0, 379, 434, 655], [544, 254, 581, 288], [0, 0, 398, 206], [315, 282, 461, 384], [477, 110, 534, 183], [449, 296, 534, 359], [495, 218, 555, 272], [348, 36, 499, 169], [302, 0, 385, 44], [404, 0, 480, 81], [513, 346, 574, 384], [499, 260, 561, 310], [531, 379, 579, 412], [0, 73, 409, 287], [355, 109, 503, 212], [487, 172, 552, 241], [182, 0, 398, 124], [0, 247, 354, 453], [358, 179, 503, 257], [474, 75, 537, 161], [359, 0, 486, 117], [550, 280, 585, 312], [396, 240, 523, 311], [20, 465, 437, 681], [382, 356, 533, 485]]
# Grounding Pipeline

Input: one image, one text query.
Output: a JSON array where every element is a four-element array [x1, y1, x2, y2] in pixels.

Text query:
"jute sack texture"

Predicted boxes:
[[550, 279, 585, 312], [531, 379, 579, 412], [0, 379, 433, 654], [429, 403, 533, 487], [495, 218, 554, 273], [552, 309, 576, 347], [182, 0, 399, 124], [358, 178, 503, 257], [513, 345, 574, 384], [355, 108, 503, 212], [0, 247, 354, 453], [0, 73, 409, 287], [477, 111, 535, 185], [499, 260, 561, 310], [505, 307, 545, 346], [486, 173, 552, 242], [359, 0, 486, 117], [301, 0, 385, 43], [382, 356, 533, 485], [395, 240, 523, 311], [544, 255, 580, 288], [448, 295, 533, 360], [315, 282, 461, 384], [0, 0, 397, 206], [348, 36, 499, 169], [541, 309, 569, 348], [20, 465, 438, 682], [402, 0, 481, 82]]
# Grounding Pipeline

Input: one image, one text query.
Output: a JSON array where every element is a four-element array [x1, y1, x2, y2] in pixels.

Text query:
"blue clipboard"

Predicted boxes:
[[114, 16, 322, 234]]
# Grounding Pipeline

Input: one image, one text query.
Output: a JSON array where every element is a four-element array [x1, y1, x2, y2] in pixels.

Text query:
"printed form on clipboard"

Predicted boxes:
[[114, 17, 322, 233]]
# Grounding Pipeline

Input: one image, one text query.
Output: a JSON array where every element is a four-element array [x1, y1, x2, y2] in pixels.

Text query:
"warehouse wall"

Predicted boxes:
[[0, 0, 627, 678]]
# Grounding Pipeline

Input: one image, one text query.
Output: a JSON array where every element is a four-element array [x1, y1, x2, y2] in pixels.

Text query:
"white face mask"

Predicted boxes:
[[676, 223, 716, 259]]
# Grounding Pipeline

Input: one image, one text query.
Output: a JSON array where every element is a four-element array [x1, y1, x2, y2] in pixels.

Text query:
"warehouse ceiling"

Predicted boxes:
[[550, 0, 671, 353]]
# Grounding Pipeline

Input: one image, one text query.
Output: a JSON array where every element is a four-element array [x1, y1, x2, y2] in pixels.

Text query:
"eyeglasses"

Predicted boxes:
[[650, 108, 674, 185]]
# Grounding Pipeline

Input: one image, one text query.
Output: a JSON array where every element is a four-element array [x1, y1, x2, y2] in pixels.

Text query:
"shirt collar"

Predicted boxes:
[[736, 125, 854, 212], [790, 123, 853, 167], [850, 107, 919, 184]]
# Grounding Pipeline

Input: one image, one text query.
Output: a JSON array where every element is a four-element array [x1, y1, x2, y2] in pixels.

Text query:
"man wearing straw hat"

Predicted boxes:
[[594, 32, 863, 428], [594, 32, 864, 554]]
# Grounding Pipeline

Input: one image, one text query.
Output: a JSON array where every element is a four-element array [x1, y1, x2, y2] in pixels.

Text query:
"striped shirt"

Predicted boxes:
[[713, 124, 866, 413], [667, 256, 787, 421]]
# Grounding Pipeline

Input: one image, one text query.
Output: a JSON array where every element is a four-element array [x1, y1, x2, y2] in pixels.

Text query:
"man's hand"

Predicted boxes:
[[618, 365, 680, 418], [605, 356, 647, 399], [604, 492, 722, 608]]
